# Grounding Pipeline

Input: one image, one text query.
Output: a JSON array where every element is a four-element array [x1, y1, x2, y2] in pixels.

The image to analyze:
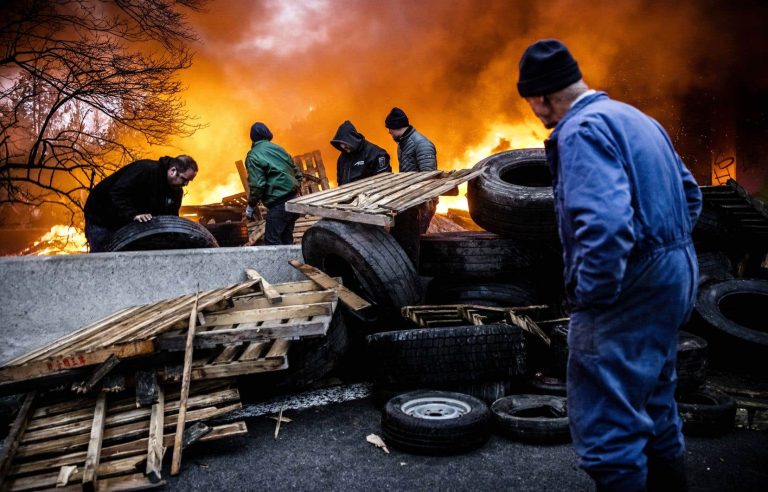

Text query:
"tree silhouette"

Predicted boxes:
[[0, 0, 207, 221]]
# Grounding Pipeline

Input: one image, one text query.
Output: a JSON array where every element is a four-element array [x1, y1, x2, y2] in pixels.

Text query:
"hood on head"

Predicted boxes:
[[330, 120, 364, 152]]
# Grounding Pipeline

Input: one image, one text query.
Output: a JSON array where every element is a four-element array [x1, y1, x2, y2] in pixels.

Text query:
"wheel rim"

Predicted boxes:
[[401, 397, 471, 420]]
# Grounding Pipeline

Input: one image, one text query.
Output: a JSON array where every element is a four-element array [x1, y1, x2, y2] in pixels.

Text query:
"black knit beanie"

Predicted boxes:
[[250, 122, 273, 142], [517, 39, 582, 97], [385, 107, 409, 129]]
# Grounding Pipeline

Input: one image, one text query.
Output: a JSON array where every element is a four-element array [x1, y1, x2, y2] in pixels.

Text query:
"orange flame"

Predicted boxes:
[[22, 225, 88, 256]]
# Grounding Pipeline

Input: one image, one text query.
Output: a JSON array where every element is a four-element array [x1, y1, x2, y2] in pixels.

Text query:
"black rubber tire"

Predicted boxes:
[[689, 279, 768, 372], [372, 380, 513, 408], [425, 280, 539, 307], [676, 331, 708, 393], [696, 251, 733, 286], [677, 387, 736, 437], [467, 148, 556, 240], [528, 372, 567, 396], [302, 219, 421, 321], [381, 390, 491, 455], [418, 231, 540, 279], [491, 394, 571, 444], [204, 221, 249, 247], [366, 324, 527, 386], [107, 216, 219, 251]]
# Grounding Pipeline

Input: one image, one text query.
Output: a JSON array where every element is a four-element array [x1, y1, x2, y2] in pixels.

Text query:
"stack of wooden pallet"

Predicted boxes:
[[1, 381, 247, 490], [0, 264, 370, 488]]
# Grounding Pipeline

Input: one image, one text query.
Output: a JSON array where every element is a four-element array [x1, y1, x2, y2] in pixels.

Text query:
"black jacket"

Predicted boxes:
[[84, 158, 183, 230], [331, 121, 391, 185], [396, 126, 437, 172]]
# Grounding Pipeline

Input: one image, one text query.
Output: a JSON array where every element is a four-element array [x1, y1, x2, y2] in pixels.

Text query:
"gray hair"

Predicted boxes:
[[549, 79, 589, 105]]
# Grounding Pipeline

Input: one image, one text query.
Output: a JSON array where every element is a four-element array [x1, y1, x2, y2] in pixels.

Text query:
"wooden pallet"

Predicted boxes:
[[701, 179, 768, 237], [0, 381, 247, 491], [285, 169, 482, 227], [0, 276, 342, 386], [293, 151, 330, 195]]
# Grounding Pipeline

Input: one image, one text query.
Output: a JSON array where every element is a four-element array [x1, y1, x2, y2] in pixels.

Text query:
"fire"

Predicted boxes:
[[22, 225, 89, 256], [438, 121, 548, 213], [184, 172, 245, 205]]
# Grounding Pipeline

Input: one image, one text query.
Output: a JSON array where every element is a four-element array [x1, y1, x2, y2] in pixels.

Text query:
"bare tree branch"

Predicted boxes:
[[0, 0, 207, 217]]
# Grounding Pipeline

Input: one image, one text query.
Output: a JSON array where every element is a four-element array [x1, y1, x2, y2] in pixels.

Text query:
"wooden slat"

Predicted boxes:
[[2, 306, 144, 367], [0, 340, 155, 384], [0, 392, 35, 481], [237, 341, 268, 362], [200, 302, 332, 326], [82, 393, 107, 489], [145, 385, 164, 482], [171, 292, 199, 476], [189, 359, 286, 380], [10, 421, 247, 477], [285, 202, 394, 226], [244, 269, 282, 304], [289, 260, 371, 311], [228, 290, 336, 311]]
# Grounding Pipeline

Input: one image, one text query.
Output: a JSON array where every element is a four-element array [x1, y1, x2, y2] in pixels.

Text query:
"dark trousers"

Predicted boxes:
[[264, 194, 299, 246], [84, 222, 114, 252]]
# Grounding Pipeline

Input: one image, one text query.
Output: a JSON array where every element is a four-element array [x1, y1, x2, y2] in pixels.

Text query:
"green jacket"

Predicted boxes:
[[245, 140, 301, 207]]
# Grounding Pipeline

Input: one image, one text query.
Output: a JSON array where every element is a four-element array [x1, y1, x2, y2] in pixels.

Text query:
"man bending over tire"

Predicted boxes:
[[84, 155, 198, 252], [245, 122, 303, 245], [517, 39, 701, 492]]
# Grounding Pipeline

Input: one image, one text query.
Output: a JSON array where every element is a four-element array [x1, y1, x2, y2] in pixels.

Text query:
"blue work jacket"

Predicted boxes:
[[545, 92, 702, 311]]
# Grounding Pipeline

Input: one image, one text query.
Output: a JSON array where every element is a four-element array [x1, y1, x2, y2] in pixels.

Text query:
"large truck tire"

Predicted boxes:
[[419, 231, 540, 279], [367, 324, 527, 386], [107, 216, 219, 251], [467, 148, 556, 240], [204, 221, 249, 247], [302, 219, 421, 322], [425, 280, 539, 307], [689, 279, 768, 372]]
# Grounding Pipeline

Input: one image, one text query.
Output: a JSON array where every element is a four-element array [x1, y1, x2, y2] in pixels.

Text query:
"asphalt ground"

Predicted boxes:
[[167, 385, 768, 492]]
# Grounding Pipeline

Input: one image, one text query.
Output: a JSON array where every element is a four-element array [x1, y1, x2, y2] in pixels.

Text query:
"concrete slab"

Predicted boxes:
[[0, 246, 303, 364]]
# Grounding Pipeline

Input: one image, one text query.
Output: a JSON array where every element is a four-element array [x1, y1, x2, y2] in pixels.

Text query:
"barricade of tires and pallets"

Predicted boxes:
[[285, 148, 767, 454]]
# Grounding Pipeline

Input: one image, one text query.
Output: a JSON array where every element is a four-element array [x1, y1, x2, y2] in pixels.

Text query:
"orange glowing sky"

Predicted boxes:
[[153, 0, 767, 205]]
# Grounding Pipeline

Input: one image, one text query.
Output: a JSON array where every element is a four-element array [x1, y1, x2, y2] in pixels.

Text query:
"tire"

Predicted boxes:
[[425, 280, 539, 307], [491, 394, 571, 444], [677, 387, 736, 437], [366, 324, 527, 386], [372, 380, 513, 407], [107, 216, 219, 251], [204, 221, 249, 247], [467, 148, 556, 240], [689, 279, 768, 371], [676, 331, 708, 393], [418, 231, 540, 280], [381, 390, 491, 455], [696, 251, 733, 286], [302, 219, 421, 321], [528, 372, 567, 396]]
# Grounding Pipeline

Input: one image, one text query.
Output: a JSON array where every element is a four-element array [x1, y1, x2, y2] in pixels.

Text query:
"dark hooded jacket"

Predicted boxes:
[[84, 157, 182, 231], [331, 121, 391, 185]]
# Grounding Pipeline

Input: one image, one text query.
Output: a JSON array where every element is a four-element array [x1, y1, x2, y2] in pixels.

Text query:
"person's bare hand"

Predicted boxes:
[[133, 214, 152, 222]]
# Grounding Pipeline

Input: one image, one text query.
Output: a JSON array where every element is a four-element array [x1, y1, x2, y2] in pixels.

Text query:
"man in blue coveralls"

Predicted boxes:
[[517, 39, 702, 491]]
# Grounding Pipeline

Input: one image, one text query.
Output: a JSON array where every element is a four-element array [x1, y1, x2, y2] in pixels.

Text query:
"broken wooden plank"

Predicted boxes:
[[0, 340, 155, 384], [72, 354, 121, 394], [245, 269, 282, 304], [0, 392, 35, 481], [82, 393, 107, 490], [189, 358, 287, 380], [171, 291, 199, 476], [181, 421, 211, 449], [289, 260, 371, 311], [145, 385, 164, 482], [228, 289, 336, 311]]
